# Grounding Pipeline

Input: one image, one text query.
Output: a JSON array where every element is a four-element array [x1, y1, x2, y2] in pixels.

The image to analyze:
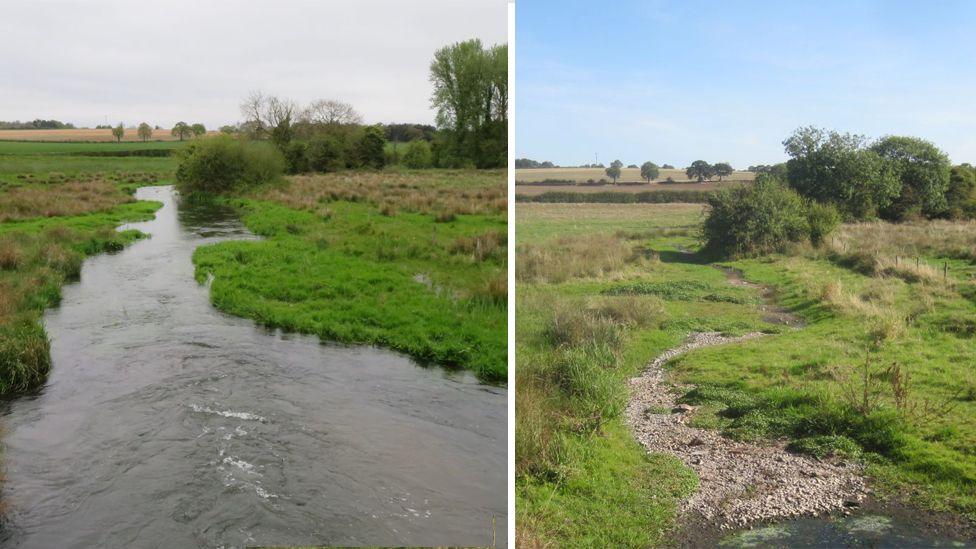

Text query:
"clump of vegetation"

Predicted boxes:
[[193, 172, 507, 381], [175, 135, 284, 194], [516, 233, 642, 283], [701, 175, 836, 257]]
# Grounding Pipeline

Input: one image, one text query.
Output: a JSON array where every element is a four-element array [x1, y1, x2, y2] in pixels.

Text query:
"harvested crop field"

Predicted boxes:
[[514, 180, 749, 195], [0, 128, 218, 142], [515, 167, 755, 184]]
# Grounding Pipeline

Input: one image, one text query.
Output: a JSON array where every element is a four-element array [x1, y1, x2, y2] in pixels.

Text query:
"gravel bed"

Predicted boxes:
[[626, 332, 868, 531]]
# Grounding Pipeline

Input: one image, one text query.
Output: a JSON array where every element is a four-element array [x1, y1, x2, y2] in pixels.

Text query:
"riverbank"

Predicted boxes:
[[191, 169, 507, 382], [515, 202, 976, 546], [0, 173, 162, 394]]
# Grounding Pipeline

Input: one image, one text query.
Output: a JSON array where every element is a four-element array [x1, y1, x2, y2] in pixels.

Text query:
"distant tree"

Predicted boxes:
[[111, 123, 124, 142], [713, 162, 734, 181], [171, 121, 192, 141], [661, 164, 675, 169], [605, 159, 623, 183], [686, 160, 712, 182], [190, 123, 207, 138], [301, 99, 363, 126], [240, 91, 297, 138], [640, 161, 660, 183], [783, 126, 900, 219], [627, 164, 638, 169], [219, 125, 238, 134], [137, 122, 152, 142], [354, 125, 387, 168], [871, 135, 951, 220]]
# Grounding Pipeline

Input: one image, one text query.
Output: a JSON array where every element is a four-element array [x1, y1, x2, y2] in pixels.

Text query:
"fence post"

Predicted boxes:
[[944, 261, 948, 281]]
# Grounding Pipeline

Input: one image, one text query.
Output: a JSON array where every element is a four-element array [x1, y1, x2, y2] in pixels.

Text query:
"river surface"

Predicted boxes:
[[0, 186, 507, 548]]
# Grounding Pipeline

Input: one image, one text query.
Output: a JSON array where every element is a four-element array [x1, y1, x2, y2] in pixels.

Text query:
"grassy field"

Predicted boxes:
[[0, 140, 186, 155], [0, 128, 217, 142], [515, 167, 755, 184], [192, 169, 508, 381], [0, 141, 178, 187], [515, 202, 976, 546]]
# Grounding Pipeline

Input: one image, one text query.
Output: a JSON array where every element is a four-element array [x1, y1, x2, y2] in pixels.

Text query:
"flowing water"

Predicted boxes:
[[0, 186, 506, 548]]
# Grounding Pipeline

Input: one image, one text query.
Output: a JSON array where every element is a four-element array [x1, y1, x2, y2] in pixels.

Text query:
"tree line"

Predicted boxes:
[[209, 38, 506, 174], [0, 119, 76, 130], [703, 126, 976, 257]]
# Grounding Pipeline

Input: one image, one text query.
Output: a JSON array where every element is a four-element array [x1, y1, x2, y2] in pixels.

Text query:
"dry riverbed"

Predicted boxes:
[[626, 332, 869, 532]]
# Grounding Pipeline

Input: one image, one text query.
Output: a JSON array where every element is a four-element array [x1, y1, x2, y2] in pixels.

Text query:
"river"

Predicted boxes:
[[0, 186, 506, 548]]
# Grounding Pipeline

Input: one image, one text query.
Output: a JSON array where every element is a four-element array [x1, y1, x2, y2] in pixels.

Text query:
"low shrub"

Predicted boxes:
[[176, 135, 285, 194], [702, 175, 825, 257]]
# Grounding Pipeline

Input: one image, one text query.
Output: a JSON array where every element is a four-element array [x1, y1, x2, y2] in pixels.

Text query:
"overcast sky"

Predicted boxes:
[[0, 0, 506, 129], [517, 0, 976, 167]]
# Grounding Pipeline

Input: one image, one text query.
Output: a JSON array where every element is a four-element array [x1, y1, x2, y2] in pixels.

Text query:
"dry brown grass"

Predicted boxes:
[[829, 220, 976, 262], [0, 180, 132, 222], [515, 166, 755, 184], [516, 233, 644, 283], [451, 230, 506, 263], [0, 128, 218, 142], [252, 170, 506, 217], [818, 280, 906, 343]]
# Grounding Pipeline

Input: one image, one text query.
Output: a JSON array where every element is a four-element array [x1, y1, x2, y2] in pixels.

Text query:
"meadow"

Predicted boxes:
[[515, 166, 755, 184], [515, 202, 976, 546], [192, 170, 508, 381]]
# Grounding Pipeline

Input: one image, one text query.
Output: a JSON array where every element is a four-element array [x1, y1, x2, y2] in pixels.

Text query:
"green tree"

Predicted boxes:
[[403, 139, 433, 169], [137, 122, 152, 142], [712, 162, 733, 181], [783, 126, 900, 219], [946, 164, 976, 219], [191, 123, 207, 138], [354, 125, 387, 169], [605, 159, 623, 183], [686, 160, 712, 182], [171, 121, 192, 141], [429, 39, 507, 168], [871, 135, 951, 220], [640, 161, 660, 183], [111, 123, 124, 142]]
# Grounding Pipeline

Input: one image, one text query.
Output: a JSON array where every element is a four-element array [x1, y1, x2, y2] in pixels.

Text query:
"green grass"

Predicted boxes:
[[516, 202, 976, 546], [192, 188, 507, 381], [0, 140, 186, 155]]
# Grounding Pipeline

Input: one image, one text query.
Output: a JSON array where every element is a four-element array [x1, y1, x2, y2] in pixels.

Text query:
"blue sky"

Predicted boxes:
[[516, 0, 976, 168]]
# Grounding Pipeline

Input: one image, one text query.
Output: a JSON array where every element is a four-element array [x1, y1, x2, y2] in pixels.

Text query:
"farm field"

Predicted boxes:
[[0, 128, 218, 142], [515, 180, 748, 195], [515, 166, 755, 184], [515, 201, 976, 546]]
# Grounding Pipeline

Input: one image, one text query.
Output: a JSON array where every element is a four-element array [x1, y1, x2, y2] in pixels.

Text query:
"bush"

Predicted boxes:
[[806, 201, 841, 246], [176, 135, 284, 193], [306, 136, 344, 172], [403, 139, 433, 169], [283, 141, 309, 174], [702, 175, 817, 257], [354, 125, 387, 169]]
